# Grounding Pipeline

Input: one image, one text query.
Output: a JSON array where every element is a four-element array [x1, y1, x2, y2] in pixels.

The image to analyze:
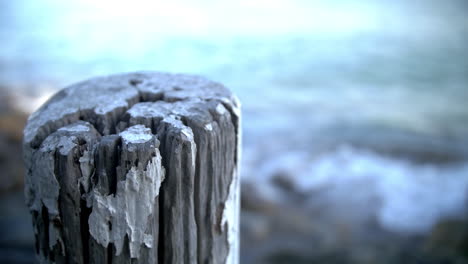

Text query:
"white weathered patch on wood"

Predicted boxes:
[[204, 123, 213, 131], [58, 123, 90, 132], [79, 150, 94, 193], [119, 125, 153, 144], [221, 167, 240, 264], [88, 153, 164, 258], [222, 97, 241, 264]]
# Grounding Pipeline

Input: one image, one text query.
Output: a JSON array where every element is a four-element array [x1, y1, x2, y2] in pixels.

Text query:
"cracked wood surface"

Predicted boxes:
[[23, 72, 241, 264]]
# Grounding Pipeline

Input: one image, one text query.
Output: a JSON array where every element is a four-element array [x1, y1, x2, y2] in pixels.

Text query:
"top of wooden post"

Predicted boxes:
[[23, 71, 240, 151]]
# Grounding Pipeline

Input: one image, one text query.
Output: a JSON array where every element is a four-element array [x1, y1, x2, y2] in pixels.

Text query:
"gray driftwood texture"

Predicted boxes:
[[23, 72, 241, 264]]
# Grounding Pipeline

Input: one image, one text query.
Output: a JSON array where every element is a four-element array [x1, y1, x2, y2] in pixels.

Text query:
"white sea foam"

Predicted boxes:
[[243, 145, 468, 234]]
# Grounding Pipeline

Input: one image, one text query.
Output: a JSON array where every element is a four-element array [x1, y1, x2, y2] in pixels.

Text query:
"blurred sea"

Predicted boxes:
[[1, 0, 468, 263]]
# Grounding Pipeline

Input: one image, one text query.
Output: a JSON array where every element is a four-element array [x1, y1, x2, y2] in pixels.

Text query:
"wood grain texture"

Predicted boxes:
[[23, 72, 241, 264]]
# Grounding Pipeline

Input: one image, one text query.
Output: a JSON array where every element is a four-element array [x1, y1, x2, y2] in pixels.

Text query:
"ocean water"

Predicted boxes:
[[242, 146, 468, 234], [1, 0, 468, 235]]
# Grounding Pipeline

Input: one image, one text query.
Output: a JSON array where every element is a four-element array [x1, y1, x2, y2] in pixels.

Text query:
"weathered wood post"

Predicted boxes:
[[23, 72, 241, 264]]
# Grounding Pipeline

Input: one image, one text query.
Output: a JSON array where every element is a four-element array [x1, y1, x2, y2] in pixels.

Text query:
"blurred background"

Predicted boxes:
[[1, 0, 468, 263]]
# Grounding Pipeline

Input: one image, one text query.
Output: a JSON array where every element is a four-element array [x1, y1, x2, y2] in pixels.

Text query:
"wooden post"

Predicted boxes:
[[23, 72, 241, 264]]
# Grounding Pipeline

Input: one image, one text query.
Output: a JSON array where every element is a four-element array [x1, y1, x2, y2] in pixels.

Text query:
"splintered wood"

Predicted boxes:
[[23, 72, 240, 264]]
